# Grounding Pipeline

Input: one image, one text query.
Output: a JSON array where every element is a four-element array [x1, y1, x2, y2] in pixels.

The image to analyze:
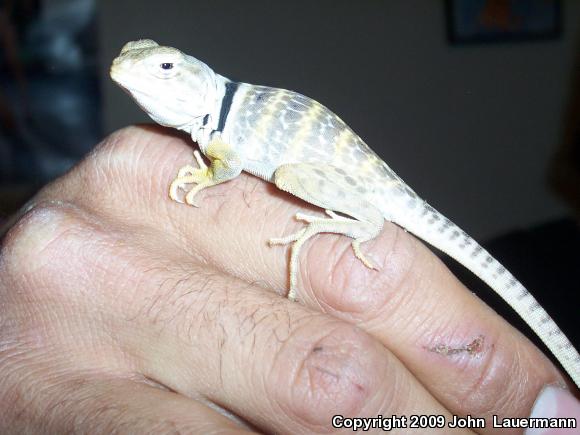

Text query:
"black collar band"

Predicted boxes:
[[216, 81, 239, 132]]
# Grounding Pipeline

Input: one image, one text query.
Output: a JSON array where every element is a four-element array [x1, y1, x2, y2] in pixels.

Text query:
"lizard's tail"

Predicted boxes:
[[390, 202, 580, 387]]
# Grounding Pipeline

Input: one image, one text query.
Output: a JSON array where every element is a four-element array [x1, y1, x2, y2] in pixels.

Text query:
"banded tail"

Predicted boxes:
[[391, 202, 580, 387]]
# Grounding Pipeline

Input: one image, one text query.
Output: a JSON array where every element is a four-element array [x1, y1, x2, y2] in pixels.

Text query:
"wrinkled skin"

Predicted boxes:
[[0, 126, 570, 434]]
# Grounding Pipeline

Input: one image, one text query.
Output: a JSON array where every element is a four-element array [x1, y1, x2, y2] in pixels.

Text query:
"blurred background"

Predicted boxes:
[[0, 1, 578, 354]]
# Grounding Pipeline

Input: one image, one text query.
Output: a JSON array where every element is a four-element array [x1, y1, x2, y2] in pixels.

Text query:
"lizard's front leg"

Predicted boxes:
[[269, 163, 384, 300], [169, 135, 242, 206]]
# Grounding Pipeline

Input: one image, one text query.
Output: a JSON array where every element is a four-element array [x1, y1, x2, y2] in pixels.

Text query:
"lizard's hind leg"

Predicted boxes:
[[269, 163, 384, 300]]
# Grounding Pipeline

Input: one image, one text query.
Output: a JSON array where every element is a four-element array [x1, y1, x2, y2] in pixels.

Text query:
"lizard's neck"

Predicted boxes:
[[191, 73, 231, 147]]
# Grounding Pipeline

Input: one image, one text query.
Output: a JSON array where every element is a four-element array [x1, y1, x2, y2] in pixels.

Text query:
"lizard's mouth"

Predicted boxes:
[[109, 64, 126, 85], [111, 76, 155, 114], [110, 70, 141, 96], [109, 70, 124, 89], [109, 60, 136, 90]]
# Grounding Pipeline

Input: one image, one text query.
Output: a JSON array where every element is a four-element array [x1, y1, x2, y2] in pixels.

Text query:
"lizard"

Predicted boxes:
[[110, 39, 580, 388]]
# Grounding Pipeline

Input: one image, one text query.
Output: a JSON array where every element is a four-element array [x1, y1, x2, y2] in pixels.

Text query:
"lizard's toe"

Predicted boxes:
[[352, 240, 379, 271]]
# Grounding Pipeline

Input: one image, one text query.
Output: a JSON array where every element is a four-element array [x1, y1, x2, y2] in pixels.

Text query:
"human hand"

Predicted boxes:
[[0, 126, 577, 434]]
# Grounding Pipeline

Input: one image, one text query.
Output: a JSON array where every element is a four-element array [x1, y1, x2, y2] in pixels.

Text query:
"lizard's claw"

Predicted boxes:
[[268, 228, 307, 246], [169, 180, 185, 203], [184, 181, 213, 207], [352, 240, 380, 270], [169, 151, 213, 206]]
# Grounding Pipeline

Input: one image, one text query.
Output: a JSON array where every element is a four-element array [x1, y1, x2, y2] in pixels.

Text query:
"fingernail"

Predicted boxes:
[[525, 385, 580, 435]]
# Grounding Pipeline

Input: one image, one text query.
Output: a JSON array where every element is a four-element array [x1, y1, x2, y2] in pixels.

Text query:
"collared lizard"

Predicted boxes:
[[110, 39, 580, 388]]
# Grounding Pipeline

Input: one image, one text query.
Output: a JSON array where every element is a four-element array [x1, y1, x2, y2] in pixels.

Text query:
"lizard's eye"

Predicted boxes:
[[160, 63, 174, 70]]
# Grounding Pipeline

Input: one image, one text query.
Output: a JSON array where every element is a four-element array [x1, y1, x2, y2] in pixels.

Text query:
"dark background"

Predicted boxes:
[[1, 1, 579, 365]]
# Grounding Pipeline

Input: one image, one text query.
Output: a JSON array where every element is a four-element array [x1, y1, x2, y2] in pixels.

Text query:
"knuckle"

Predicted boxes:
[[73, 125, 189, 212], [88, 125, 182, 176], [90, 125, 150, 162], [270, 321, 386, 426], [1, 201, 89, 295]]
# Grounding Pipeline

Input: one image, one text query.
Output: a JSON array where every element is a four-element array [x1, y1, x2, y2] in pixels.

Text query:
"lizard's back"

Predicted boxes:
[[225, 83, 414, 209]]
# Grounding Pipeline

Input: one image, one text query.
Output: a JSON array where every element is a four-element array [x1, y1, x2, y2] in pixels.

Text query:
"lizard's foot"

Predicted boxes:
[[268, 211, 348, 245], [303, 211, 380, 270], [177, 150, 208, 177], [169, 151, 213, 206], [268, 210, 379, 300]]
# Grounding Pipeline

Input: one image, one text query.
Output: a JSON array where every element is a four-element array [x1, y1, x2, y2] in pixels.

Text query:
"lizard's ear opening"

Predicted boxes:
[[120, 39, 159, 55]]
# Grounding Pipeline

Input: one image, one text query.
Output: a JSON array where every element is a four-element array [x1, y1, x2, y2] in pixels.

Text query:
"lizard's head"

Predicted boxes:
[[110, 39, 217, 130]]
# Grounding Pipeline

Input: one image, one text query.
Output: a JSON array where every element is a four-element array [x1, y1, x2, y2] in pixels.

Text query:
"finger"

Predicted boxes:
[[2, 203, 468, 434], [131, 272, 465, 434], [1, 372, 255, 434]]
